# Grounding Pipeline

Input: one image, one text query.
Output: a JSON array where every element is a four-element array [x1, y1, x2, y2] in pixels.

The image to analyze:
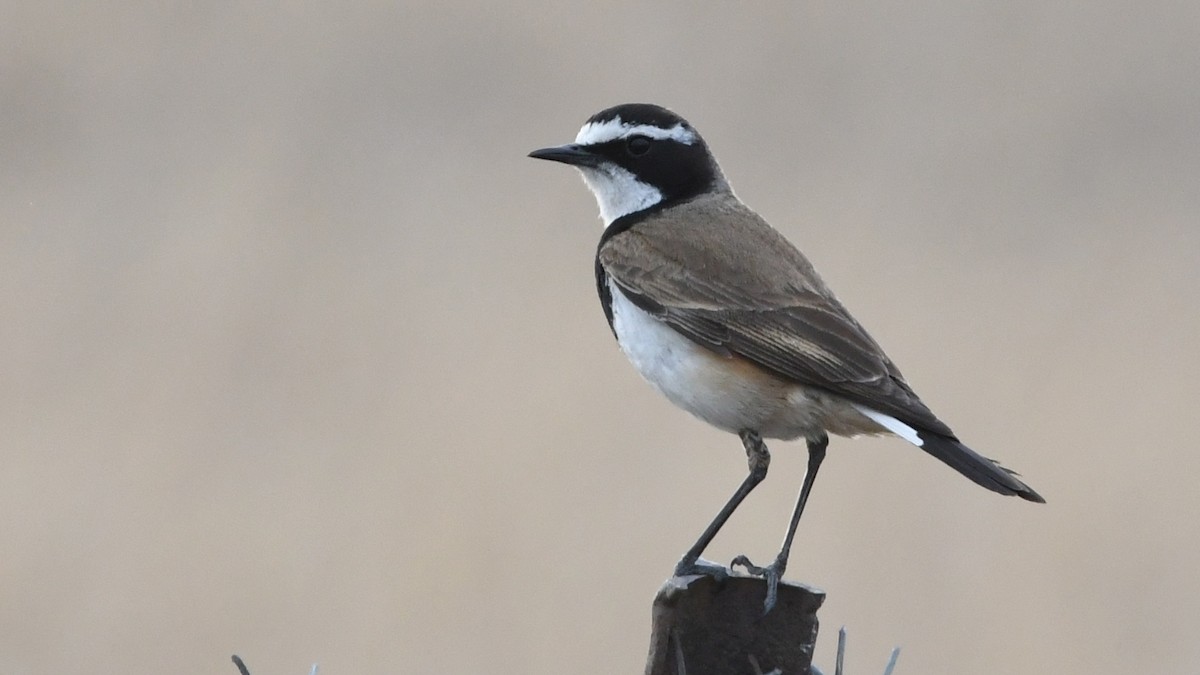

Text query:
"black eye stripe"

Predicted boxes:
[[586, 137, 679, 158], [579, 133, 717, 206]]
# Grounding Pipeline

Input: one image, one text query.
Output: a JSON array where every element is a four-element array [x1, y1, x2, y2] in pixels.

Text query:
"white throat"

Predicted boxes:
[[577, 166, 663, 226]]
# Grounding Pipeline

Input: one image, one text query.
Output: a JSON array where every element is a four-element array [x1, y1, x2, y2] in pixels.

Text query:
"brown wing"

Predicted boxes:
[[598, 192, 955, 437]]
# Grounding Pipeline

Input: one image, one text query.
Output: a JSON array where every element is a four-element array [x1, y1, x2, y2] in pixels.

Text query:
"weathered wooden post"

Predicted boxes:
[[646, 571, 825, 675]]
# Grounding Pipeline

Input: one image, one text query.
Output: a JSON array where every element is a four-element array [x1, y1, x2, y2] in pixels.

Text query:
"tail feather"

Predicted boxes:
[[916, 431, 1045, 503]]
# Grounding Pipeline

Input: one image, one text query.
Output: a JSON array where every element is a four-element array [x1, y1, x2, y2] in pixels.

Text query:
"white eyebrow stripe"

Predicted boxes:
[[575, 118, 697, 146]]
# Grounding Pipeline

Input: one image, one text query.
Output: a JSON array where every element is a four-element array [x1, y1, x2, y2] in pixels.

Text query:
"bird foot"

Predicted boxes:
[[674, 556, 730, 583], [731, 554, 787, 614]]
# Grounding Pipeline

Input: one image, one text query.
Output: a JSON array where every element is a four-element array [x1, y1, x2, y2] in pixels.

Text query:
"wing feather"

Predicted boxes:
[[598, 193, 954, 437]]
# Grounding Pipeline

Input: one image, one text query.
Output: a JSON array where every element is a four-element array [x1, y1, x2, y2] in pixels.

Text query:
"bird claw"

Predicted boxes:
[[674, 557, 731, 583], [732, 554, 784, 614]]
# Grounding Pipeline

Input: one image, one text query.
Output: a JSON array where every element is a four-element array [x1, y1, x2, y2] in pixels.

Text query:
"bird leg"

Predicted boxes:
[[674, 430, 771, 580], [732, 433, 828, 613]]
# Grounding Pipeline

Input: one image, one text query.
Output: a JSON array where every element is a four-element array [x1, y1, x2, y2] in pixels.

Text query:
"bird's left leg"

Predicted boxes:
[[733, 433, 828, 613], [674, 429, 771, 580]]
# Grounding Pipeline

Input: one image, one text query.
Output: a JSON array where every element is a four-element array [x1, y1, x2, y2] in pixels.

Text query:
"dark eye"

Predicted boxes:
[[626, 135, 652, 156]]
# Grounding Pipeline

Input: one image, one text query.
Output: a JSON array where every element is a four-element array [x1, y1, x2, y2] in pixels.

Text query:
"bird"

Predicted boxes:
[[528, 103, 1043, 612]]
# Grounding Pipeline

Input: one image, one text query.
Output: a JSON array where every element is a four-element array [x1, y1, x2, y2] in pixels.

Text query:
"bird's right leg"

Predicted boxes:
[[674, 430, 770, 579]]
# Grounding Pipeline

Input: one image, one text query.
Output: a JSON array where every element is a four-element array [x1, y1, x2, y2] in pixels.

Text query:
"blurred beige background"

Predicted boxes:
[[2, 2, 1198, 674]]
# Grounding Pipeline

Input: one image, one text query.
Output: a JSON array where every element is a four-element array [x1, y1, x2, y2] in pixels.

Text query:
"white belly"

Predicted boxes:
[[608, 282, 876, 440]]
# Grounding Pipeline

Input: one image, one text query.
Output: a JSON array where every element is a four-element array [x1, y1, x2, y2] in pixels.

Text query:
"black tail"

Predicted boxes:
[[916, 431, 1045, 503]]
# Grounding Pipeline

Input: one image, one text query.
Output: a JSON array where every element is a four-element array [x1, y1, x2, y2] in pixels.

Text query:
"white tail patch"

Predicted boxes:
[[853, 405, 924, 447]]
